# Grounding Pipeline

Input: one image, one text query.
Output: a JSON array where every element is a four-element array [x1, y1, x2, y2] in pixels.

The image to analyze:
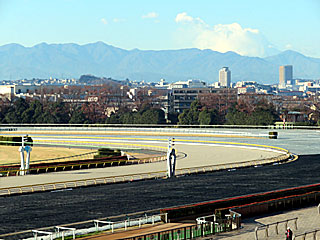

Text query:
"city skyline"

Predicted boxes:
[[1, 0, 319, 57]]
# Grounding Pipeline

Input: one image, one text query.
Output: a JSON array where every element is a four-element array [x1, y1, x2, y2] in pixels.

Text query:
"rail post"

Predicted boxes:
[[285, 220, 288, 231], [94, 220, 99, 231], [19, 146, 25, 176], [25, 145, 32, 174]]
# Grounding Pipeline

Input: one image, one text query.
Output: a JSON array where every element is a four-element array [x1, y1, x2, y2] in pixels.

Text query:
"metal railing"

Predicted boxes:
[[1, 123, 320, 130], [93, 213, 168, 233], [255, 217, 298, 240], [195, 210, 242, 237], [0, 212, 167, 240], [0, 125, 287, 140], [294, 228, 320, 240], [0, 155, 167, 177]]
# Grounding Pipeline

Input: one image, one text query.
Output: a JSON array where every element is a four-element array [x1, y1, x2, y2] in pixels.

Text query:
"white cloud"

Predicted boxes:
[[175, 12, 193, 23], [175, 12, 277, 57], [142, 12, 159, 19], [101, 18, 108, 25]]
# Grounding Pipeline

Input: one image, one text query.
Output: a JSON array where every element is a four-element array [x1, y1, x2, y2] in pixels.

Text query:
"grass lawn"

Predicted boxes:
[[0, 146, 95, 165]]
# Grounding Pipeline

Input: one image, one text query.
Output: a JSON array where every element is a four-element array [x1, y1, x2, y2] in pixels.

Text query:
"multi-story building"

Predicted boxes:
[[279, 65, 293, 88], [219, 67, 231, 87], [169, 87, 237, 113]]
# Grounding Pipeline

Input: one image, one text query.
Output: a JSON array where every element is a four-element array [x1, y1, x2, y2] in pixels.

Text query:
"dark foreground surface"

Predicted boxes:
[[1, 155, 320, 235]]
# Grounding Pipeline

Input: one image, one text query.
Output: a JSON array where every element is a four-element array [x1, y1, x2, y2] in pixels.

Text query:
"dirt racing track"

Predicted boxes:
[[0, 127, 319, 238]]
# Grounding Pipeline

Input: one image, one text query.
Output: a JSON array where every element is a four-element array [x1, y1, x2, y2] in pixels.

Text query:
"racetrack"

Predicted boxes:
[[0, 135, 284, 188], [1, 127, 319, 238], [0, 154, 320, 237]]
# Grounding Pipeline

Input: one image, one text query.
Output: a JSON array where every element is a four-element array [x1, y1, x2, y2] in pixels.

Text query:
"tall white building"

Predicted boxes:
[[219, 67, 231, 87], [279, 65, 293, 88]]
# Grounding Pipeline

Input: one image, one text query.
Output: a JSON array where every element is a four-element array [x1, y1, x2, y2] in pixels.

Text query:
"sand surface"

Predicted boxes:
[[0, 146, 94, 165]]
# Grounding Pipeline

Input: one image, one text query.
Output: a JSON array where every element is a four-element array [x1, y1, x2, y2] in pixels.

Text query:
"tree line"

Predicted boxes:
[[0, 97, 280, 125], [0, 98, 166, 124]]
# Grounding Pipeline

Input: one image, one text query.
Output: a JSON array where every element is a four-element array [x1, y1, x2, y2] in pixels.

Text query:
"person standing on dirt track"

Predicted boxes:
[[285, 227, 293, 240]]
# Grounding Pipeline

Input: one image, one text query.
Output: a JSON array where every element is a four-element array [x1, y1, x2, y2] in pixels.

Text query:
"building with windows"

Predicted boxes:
[[169, 87, 237, 113], [219, 67, 231, 87], [279, 65, 293, 87]]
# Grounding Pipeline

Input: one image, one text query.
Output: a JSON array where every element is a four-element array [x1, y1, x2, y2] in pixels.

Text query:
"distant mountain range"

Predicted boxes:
[[1, 41, 319, 84]]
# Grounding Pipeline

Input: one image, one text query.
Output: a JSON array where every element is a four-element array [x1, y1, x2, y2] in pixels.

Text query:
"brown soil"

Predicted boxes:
[[0, 146, 94, 165]]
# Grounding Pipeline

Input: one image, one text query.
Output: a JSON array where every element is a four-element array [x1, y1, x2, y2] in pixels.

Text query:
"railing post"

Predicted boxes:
[[285, 221, 288, 231], [275, 222, 278, 234], [255, 226, 259, 240], [201, 224, 203, 237], [94, 221, 98, 231], [265, 225, 269, 237], [294, 218, 298, 230]]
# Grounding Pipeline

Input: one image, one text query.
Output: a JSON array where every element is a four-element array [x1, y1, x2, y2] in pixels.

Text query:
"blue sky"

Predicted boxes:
[[1, 0, 319, 57]]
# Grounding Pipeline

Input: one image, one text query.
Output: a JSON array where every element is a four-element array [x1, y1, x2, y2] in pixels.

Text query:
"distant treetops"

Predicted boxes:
[[0, 97, 279, 125]]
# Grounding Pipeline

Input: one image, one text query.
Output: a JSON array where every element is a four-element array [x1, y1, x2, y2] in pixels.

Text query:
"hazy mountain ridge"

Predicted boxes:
[[0, 42, 319, 84]]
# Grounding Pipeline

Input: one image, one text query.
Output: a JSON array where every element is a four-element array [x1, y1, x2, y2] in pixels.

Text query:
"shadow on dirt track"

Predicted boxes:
[[0, 154, 320, 235]]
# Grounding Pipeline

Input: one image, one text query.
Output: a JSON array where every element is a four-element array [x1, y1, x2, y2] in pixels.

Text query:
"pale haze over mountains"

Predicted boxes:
[[1, 41, 319, 84]]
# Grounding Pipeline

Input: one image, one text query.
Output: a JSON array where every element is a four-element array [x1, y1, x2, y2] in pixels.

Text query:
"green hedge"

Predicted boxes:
[[93, 148, 121, 159]]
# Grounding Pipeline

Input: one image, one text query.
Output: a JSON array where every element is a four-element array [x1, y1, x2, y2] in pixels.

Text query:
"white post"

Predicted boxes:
[[94, 221, 99, 231], [171, 138, 176, 177], [25, 145, 32, 174], [19, 146, 25, 176], [167, 138, 172, 178], [167, 138, 177, 178]]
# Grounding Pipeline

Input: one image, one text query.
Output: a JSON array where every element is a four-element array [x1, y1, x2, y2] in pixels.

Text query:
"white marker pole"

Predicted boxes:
[[167, 138, 172, 178], [171, 138, 176, 177], [25, 145, 32, 174], [19, 146, 25, 176]]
